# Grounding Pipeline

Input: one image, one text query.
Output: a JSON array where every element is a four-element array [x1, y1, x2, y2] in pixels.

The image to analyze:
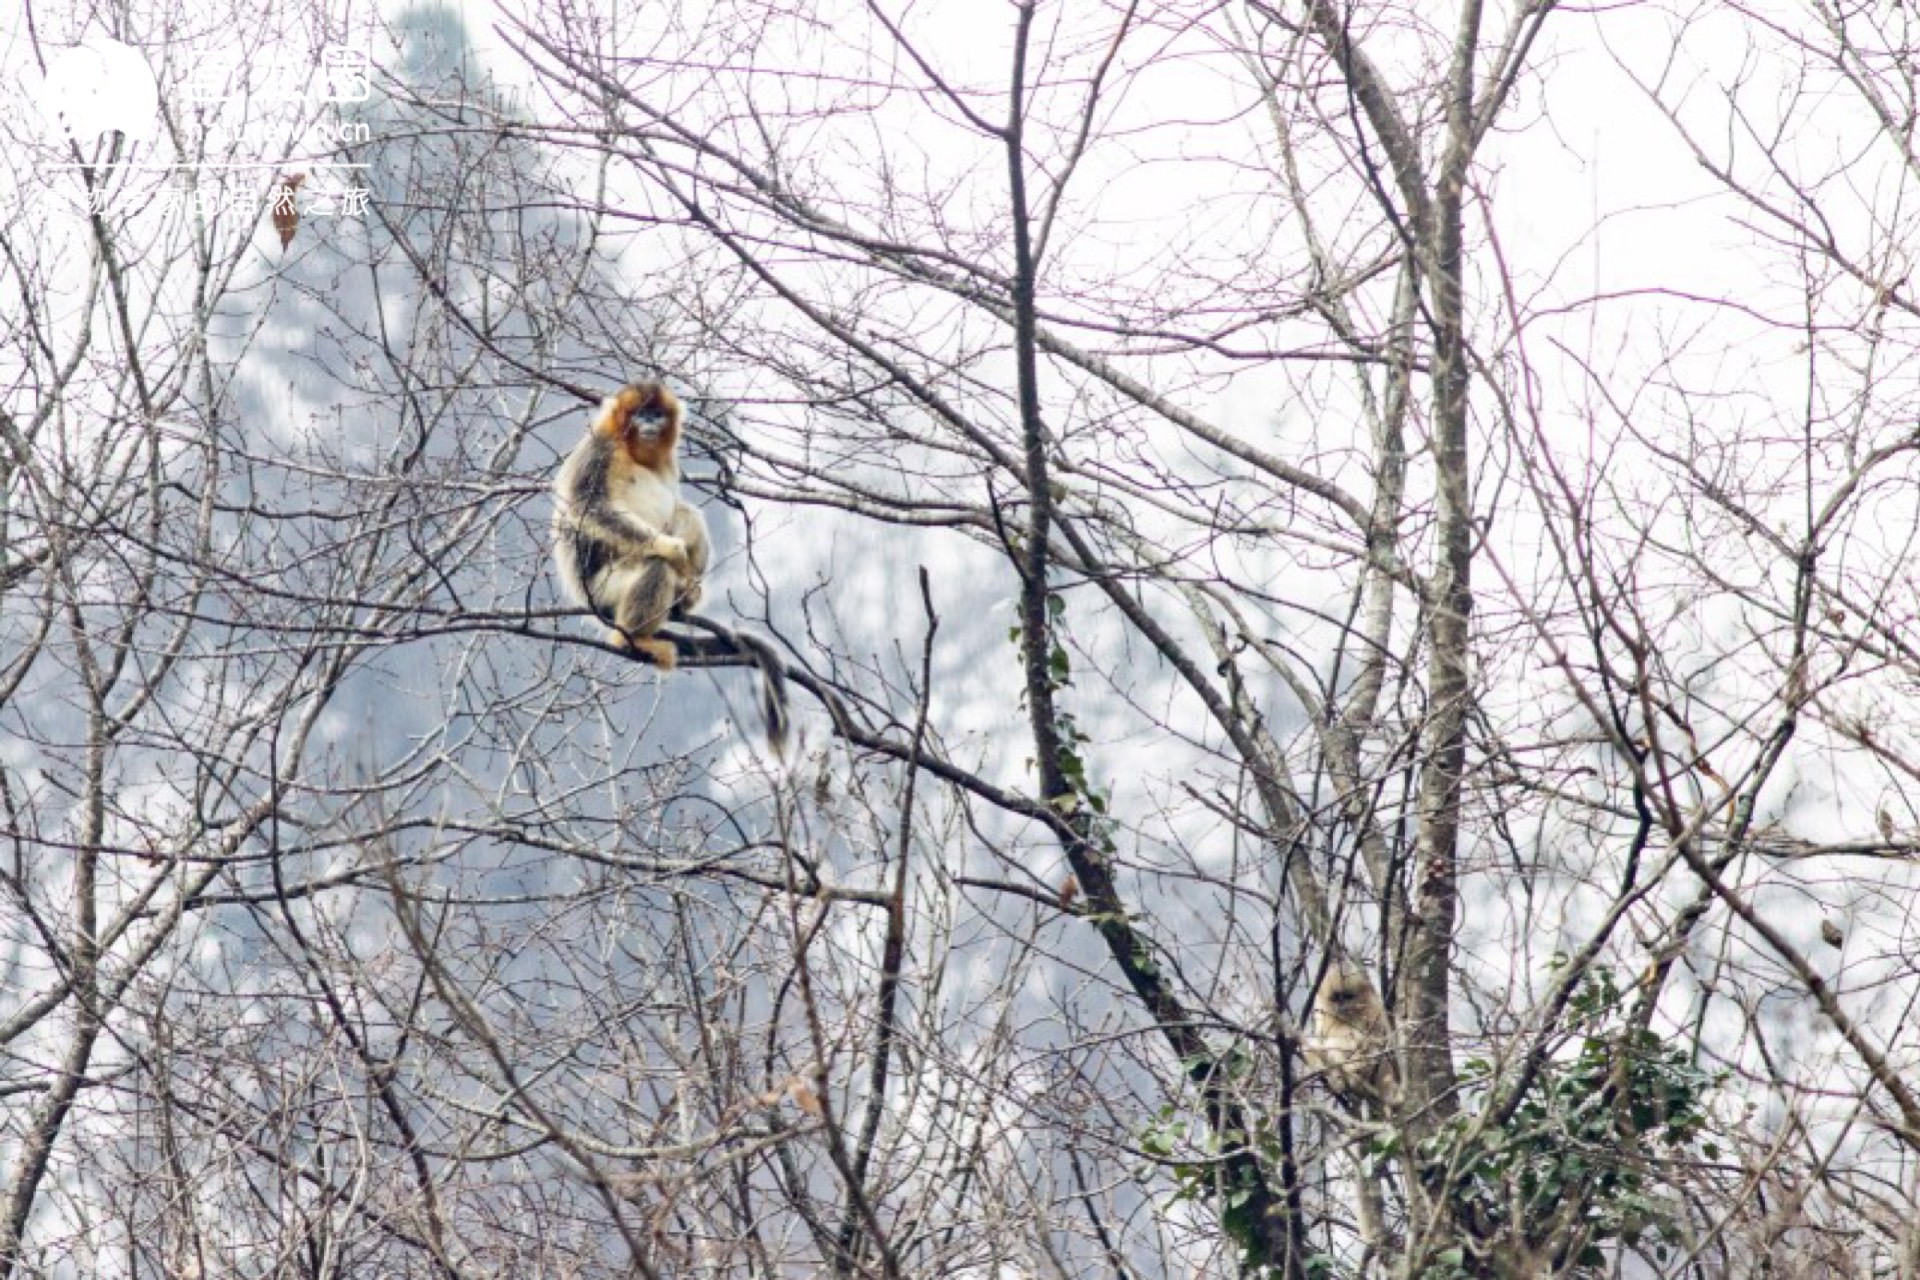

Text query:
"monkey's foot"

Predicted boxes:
[[633, 637, 678, 669], [604, 629, 678, 668]]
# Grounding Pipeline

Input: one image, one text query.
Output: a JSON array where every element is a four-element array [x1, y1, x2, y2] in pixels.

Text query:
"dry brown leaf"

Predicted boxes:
[[786, 1077, 824, 1119], [270, 172, 305, 249]]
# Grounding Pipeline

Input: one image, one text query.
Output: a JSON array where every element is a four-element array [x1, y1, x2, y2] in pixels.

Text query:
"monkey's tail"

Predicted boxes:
[[735, 630, 792, 756], [676, 615, 790, 755]]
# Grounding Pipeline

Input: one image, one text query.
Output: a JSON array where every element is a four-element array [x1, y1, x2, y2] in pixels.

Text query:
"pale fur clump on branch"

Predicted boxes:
[[1303, 958, 1399, 1110]]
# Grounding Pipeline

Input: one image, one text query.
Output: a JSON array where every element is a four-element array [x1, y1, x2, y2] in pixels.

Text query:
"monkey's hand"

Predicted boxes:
[[646, 535, 692, 575], [674, 575, 705, 615]]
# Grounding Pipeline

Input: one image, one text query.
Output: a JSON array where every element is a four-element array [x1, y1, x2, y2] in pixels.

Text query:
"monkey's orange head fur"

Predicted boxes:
[[592, 381, 682, 471]]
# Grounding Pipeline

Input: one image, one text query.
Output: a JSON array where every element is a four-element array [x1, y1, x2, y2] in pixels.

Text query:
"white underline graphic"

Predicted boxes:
[[45, 162, 371, 171]]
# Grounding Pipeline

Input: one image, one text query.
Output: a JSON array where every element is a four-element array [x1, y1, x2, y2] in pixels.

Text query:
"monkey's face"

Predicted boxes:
[[1313, 965, 1383, 1029], [593, 381, 682, 470]]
